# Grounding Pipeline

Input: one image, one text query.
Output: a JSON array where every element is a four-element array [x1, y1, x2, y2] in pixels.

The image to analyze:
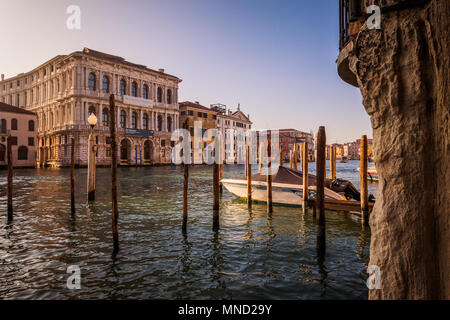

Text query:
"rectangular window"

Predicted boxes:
[[161, 140, 166, 147], [181, 111, 186, 116], [106, 148, 111, 157], [28, 137, 34, 146], [11, 136, 18, 145], [197, 112, 202, 117], [188, 110, 193, 116], [212, 115, 217, 120], [203, 113, 208, 119], [106, 136, 111, 144], [171, 141, 175, 147]]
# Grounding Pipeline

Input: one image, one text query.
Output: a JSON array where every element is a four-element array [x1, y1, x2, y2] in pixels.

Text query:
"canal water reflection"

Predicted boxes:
[[0, 161, 371, 299]]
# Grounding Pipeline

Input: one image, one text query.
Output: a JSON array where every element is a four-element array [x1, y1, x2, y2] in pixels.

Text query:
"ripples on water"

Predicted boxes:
[[0, 161, 372, 299]]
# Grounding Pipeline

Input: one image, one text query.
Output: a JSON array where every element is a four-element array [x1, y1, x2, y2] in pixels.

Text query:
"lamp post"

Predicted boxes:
[[87, 113, 98, 201]]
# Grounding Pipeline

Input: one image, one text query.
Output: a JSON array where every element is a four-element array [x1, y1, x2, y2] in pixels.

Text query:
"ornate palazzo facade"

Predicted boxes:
[[0, 48, 182, 167]]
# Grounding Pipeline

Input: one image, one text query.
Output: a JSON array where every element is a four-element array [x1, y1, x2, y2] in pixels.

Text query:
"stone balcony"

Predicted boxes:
[[337, 40, 358, 87]]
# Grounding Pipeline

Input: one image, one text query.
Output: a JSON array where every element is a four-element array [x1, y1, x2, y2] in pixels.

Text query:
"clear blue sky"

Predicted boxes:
[[0, 0, 372, 143]]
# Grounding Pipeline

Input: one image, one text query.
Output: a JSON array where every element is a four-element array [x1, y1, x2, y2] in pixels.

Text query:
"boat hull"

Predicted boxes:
[[357, 166, 379, 182], [221, 179, 344, 206]]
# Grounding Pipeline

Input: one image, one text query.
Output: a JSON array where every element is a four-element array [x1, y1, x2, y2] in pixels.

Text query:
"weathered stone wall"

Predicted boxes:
[[348, 0, 449, 299]]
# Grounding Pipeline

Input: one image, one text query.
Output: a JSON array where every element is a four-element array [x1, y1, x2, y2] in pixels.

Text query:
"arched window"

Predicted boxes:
[[143, 114, 148, 129], [29, 120, 35, 131], [144, 140, 153, 160], [167, 89, 172, 104], [18, 146, 28, 160], [41, 115, 45, 131], [0, 144, 5, 162], [167, 116, 172, 132], [120, 139, 130, 160], [11, 118, 18, 130], [102, 108, 109, 127], [0, 119, 6, 134], [131, 111, 137, 129], [120, 79, 126, 96], [157, 87, 162, 103], [88, 73, 96, 91], [49, 112, 53, 128], [102, 76, 110, 93], [142, 84, 149, 99], [157, 115, 163, 131], [88, 106, 96, 116], [120, 110, 126, 128], [131, 82, 138, 97]]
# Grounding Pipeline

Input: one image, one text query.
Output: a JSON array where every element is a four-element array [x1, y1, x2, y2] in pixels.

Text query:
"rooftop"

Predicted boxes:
[[78, 48, 181, 81], [179, 101, 213, 112], [0, 47, 181, 82], [0, 102, 36, 115]]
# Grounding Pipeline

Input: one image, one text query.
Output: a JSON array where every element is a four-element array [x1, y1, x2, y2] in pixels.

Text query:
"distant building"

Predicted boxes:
[[0, 102, 37, 167], [257, 128, 314, 163], [212, 103, 252, 162], [342, 138, 373, 160], [179, 101, 218, 163], [178, 101, 252, 163], [344, 141, 359, 159], [328, 143, 344, 160]]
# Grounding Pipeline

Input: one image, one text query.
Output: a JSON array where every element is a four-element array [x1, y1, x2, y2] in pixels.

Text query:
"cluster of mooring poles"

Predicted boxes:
[[4, 107, 370, 255], [180, 126, 371, 255], [307, 127, 370, 231]]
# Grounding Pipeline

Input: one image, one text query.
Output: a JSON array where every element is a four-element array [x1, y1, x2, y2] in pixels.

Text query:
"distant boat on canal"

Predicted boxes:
[[340, 156, 348, 163], [221, 166, 362, 206], [357, 166, 379, 183]]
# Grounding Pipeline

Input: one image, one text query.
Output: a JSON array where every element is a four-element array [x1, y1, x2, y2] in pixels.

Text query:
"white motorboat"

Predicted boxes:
[[221, 166, 356, 206]]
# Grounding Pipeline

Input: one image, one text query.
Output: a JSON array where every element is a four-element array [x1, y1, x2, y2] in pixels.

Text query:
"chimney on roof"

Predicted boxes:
[[158, 68, 165, 73], [195, 101, 200, 104], [1, 74, 4, 81]]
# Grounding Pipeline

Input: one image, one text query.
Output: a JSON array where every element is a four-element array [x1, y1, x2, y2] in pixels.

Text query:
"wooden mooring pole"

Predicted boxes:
[[110, 94, 119, 253], [316, 126, 326, 252], [266, 139, 273, 214], [219, 163, 223, 195], [294, 144, 298, 171], [71, 137, 75, 214], [246, 145, 252, 208], [360, 135, 369, 225], [258, 142, 264, 173], [289, 150, 293, 168], [213, 163, 220, 230], [330, 145, 336, 181], [182, 164, 189, 232], [302, 141, 309, 211], [7, 136, 13, 221], [279, 146, 283, 167]]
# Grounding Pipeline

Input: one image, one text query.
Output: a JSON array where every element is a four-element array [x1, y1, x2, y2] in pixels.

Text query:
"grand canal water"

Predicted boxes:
[[0, 160, 376, 299]]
